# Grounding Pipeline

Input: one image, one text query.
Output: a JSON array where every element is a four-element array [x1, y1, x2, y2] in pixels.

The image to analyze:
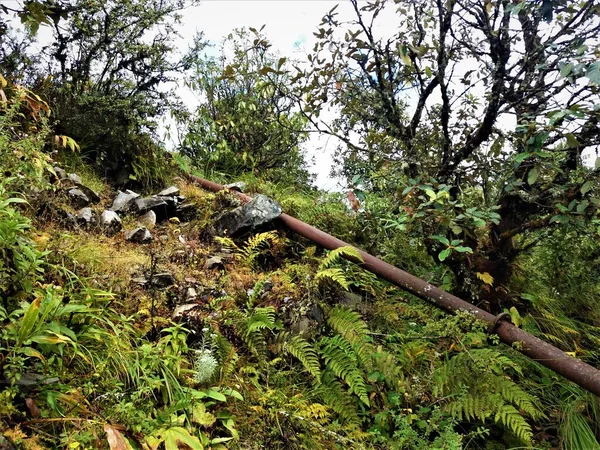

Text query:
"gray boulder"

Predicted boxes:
[[172, 303, 201, 320], [186, 287, 198, 300], [135, 196, 167, 213], [75, 183, 100, 203], [68, 188, 90, 208], [175, 203, 197, 222], [215, 194, 282, 236], [125, 227, 153, 244], [134, 197, 170, 221], [139, 210, 157, 229], [152, 272, 176, 288], [99, 210, 122, 235], [111, 190, 140, 212], [204, 256, 224, 270], [224, 181, 246, 192], [68, 173, 82, 184], [157, 186, 180, 196], [76, 207, 96, 225], [53, 166, 67, 180]]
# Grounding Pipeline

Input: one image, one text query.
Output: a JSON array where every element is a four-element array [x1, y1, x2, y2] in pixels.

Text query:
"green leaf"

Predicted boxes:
[[586, 61, 600, 85], [508, 307, 522, 328], [451, 225, 463, 235], [425, 66, 432, 78], [454, 246, 473, 253], [18, 298, 41, 345], [565, 133, 579, 148], [439, 248, 451, 261], [431, 235, 450, 246], [205, 389, 227, 402], [424, 188, 436, 200], [222, 418, 239, 439], [560, 62, 575, 78], [514, 152, 531, 164], [520, 293, 537, 302], [162, 427, 204, 450], [580, 181, 593, 195], [527, 166, 539, 185], [191, 403, 216, 427]]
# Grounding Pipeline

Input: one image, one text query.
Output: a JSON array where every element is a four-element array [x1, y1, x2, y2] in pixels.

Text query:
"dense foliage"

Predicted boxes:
[[181, 29, 312, 187], [1, 0, 600, 449]]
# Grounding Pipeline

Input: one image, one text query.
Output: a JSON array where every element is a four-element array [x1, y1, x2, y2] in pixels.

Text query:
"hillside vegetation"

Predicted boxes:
[[2, 1, 600, 449]]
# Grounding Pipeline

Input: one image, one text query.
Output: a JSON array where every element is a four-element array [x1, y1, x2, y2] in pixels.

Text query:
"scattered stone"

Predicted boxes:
[[68, 173, 82, 184], [76, 207, 96, 226], [125, 227, 153, 243], [75, 183, 100, 203], [213, 251, 234, 262], [215, 194, 282, 236], [99, 210, 122, 235], [309, 303, 325, 324], [175, 203, 197, 222], [135, 196, 167, 213], [68, 188, 90, 208], [291, 317, 313, 336], [339, 292, 363, 309], [138, 210, 157, 229], [134, 197, 170, 221], [152, 272, 176, 288], [172, 303, 201, 320], [186, 287, 198, 300], [53, 166, 67, 180], [4, 372, 59, 387], [204, 256, 224, 270], [111, 190, 140, 212], [157, 186, 180, 196], [224, 181, 247, 192]]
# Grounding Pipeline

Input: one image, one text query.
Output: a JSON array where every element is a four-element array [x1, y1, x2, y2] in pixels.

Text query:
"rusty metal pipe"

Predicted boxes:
[[187, 174, 600, 397]]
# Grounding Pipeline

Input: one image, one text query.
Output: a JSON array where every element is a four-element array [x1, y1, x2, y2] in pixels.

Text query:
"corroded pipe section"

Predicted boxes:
[[187, 174, 600, 397]]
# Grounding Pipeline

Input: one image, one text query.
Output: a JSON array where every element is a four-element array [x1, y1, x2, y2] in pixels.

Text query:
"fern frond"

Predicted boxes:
[[278, 332, 322, 382], [498, 378, 545, 420], [236, 306, 277, 358], [240, 231, 279, 266], [245, 307, 276, 333], [212, 332, 239, 382], [316, 268, 350, 291], [214, 236, 239, 252], [313, 370, 361, 426], [435, 348, 542, 444], [319, 335, 369, 406], [327, 306, 373, 370], [495, 404, 533, 443], [319, 246, 363, 270]]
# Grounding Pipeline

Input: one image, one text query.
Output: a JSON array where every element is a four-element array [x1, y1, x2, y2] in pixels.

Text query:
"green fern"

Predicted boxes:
[[315, 246, 365, 291], [313, 370, 361, 426], [495, 404, 534, 443], [319, 335, 369, 406], [236, 306, 277, 358], [211, 332, 238, 382], [240, 231, 280, 266], [327, 306, 373, 370], [435, 348, 544, 444], [319, 246, 363, 270], [315, 267, 351, 291], [278, 331, 322, 382]]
